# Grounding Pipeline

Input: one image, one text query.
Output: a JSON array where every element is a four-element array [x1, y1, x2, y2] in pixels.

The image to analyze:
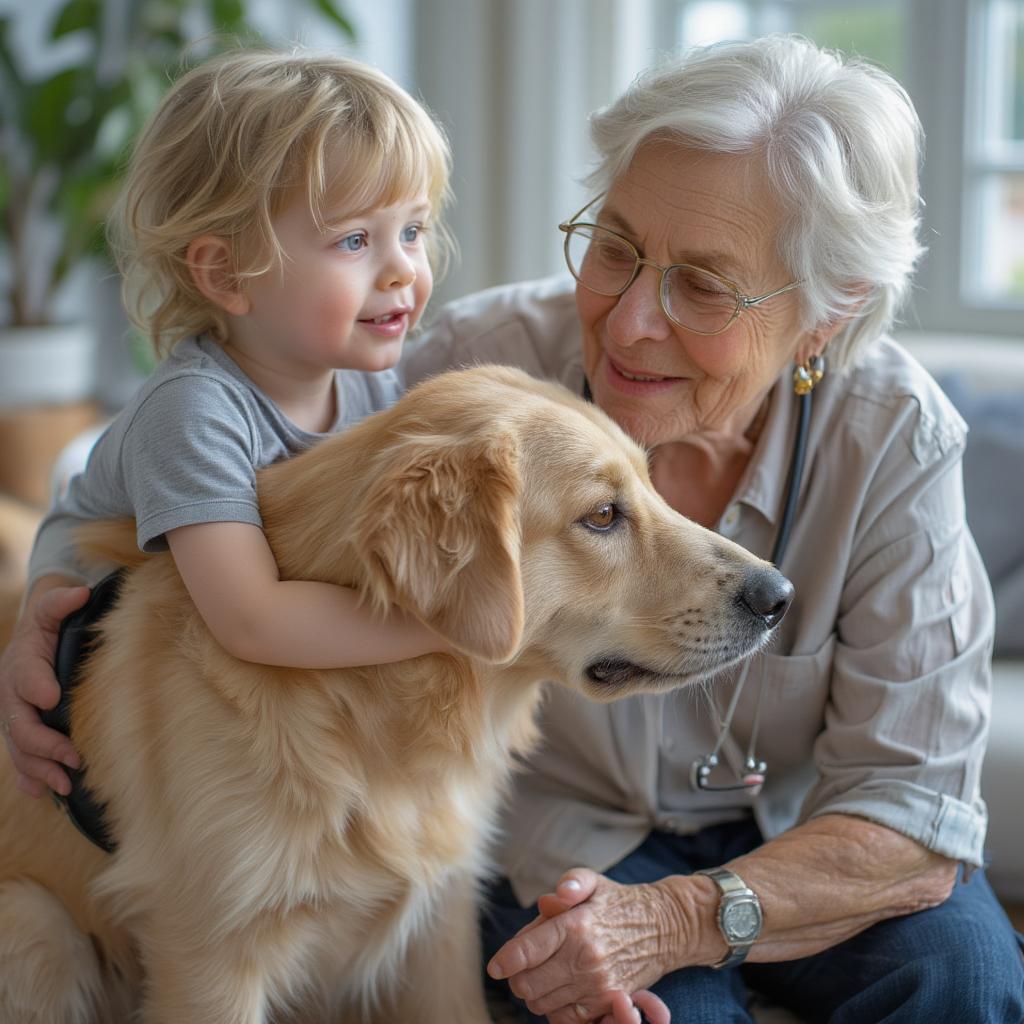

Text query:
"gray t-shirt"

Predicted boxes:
[[29, 335, 403, 586]]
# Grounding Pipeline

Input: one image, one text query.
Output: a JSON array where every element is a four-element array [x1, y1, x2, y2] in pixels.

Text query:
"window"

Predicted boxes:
[[677, 1, 906, 77], [670, 0, 1024, 335], [965, 0, 1024, 306], [413, 0, 1021, 334]]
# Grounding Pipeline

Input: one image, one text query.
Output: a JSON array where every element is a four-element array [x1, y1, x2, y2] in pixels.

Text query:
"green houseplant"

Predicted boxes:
[[0, 0, 354, 403], [0, 0, 353, 504]]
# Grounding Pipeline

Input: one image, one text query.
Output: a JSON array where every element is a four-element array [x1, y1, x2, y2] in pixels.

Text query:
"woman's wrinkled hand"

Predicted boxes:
[[488, 869, 676, 1023], [0, 584, 88, 796]]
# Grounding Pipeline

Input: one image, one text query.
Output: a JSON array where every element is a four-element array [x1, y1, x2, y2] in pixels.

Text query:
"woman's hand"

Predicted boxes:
[[0, 580, 87, 796], [488, 869, 680, 1023]]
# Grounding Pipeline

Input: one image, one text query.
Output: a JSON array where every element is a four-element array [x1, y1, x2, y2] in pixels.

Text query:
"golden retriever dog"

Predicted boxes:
[[0, 365, 791, 1024]]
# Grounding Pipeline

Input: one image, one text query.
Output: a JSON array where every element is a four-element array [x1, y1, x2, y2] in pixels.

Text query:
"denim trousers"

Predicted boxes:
[[480, 819, 1024, 1024]]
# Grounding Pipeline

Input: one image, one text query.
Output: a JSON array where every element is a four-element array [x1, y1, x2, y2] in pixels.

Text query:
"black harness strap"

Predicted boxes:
[[43, 569, 124, 854]]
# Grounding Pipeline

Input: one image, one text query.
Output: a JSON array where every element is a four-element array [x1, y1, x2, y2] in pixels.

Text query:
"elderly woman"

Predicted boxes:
[[398, 35, 1024, 1024], [2, 35, 1021, 1024]]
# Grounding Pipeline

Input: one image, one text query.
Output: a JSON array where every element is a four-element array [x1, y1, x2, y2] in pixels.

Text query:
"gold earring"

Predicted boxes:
[[793, 354, 825, 396]]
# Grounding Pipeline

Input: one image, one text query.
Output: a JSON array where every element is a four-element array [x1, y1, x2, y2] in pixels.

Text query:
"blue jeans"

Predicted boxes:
[[480, 819, 1024, 1024]]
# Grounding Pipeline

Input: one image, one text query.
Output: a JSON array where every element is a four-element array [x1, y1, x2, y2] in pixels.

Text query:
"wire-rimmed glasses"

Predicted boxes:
[[559, 197, 801, 336]]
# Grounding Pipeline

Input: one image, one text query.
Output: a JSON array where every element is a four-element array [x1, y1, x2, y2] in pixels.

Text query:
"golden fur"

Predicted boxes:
[[0, 495, 41, 650], [0, 365, 782, 1023]]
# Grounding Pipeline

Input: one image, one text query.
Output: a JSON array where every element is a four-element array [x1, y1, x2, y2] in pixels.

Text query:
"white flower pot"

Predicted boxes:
[[0, 323, 99, 408]]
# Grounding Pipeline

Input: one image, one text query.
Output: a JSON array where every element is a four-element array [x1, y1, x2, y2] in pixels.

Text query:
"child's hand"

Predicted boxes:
[[0, 583, 87, 797]]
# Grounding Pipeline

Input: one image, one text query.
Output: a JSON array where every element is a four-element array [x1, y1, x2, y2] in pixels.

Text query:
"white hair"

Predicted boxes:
[[586, 35, 924, 369]]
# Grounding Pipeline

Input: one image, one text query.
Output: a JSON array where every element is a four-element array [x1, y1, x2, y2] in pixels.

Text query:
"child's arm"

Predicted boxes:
[[167, 521, 446, 667]]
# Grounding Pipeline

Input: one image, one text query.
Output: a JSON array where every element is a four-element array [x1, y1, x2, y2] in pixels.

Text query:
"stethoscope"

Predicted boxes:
[[689, 374, 815, 795], [584, 361, 818, 797]]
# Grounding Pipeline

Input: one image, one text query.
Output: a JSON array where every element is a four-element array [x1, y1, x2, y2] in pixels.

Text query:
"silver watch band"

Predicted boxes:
[[696, 866, 762, 969]]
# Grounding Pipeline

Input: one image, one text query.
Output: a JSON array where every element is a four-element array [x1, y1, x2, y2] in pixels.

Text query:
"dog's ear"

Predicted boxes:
[[352, 430, 524, 662]]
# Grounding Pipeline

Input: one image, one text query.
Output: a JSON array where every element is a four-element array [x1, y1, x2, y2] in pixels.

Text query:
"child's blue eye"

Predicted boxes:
[[336, 232, 367, 253], [402, 223, 424, 244]]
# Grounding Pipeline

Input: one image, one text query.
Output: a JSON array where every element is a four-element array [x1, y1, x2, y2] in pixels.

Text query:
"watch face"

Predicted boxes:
[[723, 899, 761, 942]]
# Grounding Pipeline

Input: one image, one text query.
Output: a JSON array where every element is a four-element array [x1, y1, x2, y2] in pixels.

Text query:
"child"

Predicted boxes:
[[6, 48, 454, 792]]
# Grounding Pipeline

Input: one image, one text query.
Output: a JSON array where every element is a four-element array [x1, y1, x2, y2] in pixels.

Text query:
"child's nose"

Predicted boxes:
[[378, 248, 416, 290]]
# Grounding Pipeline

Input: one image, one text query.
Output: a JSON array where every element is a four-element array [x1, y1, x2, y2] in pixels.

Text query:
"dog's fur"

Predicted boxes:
[[0, 366, 784, 1024], [0, 495, 41, 650]]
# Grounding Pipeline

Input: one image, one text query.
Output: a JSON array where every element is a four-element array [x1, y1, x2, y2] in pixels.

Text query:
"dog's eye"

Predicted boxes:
[[581, 503, 619, 531]]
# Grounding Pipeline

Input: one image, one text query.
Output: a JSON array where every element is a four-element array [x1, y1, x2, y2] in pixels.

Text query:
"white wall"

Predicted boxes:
[[412, 0, 666, 306], [247, 0, 414, 87]]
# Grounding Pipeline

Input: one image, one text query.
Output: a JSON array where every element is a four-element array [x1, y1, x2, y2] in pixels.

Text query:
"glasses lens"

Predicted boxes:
[[565, 226, 637, 295], [663, 265, 740, 333]]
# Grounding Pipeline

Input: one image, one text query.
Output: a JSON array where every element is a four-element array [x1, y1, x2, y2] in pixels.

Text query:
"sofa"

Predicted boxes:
[[899, 333, 1024, 906]]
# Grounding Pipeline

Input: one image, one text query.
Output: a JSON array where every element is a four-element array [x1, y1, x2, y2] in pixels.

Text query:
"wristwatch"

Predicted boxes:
[[695, 866, 763, 968]]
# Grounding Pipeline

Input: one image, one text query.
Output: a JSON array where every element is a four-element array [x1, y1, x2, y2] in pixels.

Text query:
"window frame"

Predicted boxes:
[[959, 0, 1024, 314], [911, 0, 1024, 333]]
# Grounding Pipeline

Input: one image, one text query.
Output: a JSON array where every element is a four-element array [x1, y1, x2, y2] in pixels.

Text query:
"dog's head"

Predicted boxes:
[[343, 365, 791, 701]]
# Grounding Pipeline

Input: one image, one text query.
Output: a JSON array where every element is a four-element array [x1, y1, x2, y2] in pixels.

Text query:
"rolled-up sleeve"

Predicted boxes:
[[802, 413, 993, 866]]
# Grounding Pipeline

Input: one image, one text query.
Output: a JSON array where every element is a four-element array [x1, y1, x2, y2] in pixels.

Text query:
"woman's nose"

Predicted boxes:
[[604, 265, 672, 347]]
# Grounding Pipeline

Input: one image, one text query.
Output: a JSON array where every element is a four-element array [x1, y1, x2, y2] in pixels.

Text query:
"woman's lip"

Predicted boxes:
[[605, 356, 685, 395], [358, 311, 410, 338]]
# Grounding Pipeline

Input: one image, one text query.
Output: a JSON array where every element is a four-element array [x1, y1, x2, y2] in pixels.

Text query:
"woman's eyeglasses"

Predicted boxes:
[[559, 197, 800, 336]]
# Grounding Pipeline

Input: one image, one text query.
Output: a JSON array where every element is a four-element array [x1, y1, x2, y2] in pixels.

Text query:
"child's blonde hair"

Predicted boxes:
[[108, 49, 453, 357]]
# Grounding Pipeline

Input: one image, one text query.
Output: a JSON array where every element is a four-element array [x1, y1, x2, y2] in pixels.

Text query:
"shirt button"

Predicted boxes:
[[723, 505, 740, 529]]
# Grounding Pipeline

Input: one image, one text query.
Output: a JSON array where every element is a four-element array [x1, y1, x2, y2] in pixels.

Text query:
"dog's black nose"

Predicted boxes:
[[739, 567, 794, 629]]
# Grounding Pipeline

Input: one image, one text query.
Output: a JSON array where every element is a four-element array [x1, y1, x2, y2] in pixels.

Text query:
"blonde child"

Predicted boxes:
[[2, 48, 454, 795]]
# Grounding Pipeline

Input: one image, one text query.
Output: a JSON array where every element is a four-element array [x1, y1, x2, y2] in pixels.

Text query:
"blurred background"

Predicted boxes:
[[1, 0, 1022, 504]]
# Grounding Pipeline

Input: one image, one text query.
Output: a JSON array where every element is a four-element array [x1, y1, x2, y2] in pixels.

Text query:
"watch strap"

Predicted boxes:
[[696, 866, 762, 969]]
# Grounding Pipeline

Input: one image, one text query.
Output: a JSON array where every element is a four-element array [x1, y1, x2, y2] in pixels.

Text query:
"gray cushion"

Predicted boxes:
[[938, 374, 1024, 656]]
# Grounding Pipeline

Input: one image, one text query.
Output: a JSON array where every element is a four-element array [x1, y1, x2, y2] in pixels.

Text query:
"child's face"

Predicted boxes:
[[235, 191, 434, 376]]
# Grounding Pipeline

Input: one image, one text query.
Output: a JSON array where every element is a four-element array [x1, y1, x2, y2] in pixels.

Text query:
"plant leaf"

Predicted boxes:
[[51, 0, 101, 40], [210, 0, 246, 33], [0, 18, 27, 114], [24, 68, 81, 165], [312, 0, 357, 39]]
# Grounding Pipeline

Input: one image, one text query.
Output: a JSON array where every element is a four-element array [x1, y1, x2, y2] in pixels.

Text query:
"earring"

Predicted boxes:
[[793, 354, 825, 396]]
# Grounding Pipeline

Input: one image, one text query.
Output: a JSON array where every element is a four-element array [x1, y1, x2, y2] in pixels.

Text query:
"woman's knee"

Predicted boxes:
[[831, 910, 1024, 1023], [901, 916, 1023, 1021]]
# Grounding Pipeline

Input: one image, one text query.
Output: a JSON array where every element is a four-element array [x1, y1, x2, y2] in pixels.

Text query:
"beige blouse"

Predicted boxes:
[[402, 277, 994, 905]]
